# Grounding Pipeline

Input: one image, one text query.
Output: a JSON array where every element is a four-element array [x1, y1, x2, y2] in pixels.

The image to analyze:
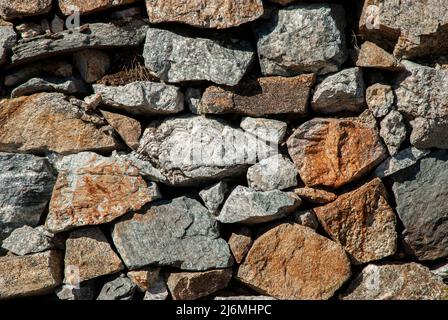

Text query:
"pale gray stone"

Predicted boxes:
[[199, 181, 228, 214], [312, 68, 365, 114], [93, 81, 184, 116], [111, 196, 233, 271], [0, 153, 56, 244], [247, 155, 298, 191], [366, 84, 394, 118], [240, 117, 287, 145], [374, 147, 430, 178], [253, 4, 346, 76], [2, 226, 55, 256], [137, 115, 278, 186], [11, 77, 88, 98], [97, 274, 136, 300], [56, 281, 97, 300], [143, 27, 254, 85], [217, 186, 301, 224], [114, 152, 168, 184], [380, 110, 407, 156]]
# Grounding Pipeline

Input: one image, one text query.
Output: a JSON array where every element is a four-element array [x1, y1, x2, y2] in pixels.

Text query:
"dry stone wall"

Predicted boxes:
[[0, 0, 447, 300]]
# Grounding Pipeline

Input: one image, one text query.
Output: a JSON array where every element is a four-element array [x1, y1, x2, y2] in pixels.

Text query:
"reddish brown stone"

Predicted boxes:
[[127, 267, 160, 292], [287, 118, 387, 189], [100, 110, 141, 150], [314, 179, 397, 264], [237, 223, 351, 300], [293, 187, 337, 204], [355, 41, 401, 71], [0, 0, 52, 20], [228, 227, 253, 264], [59, 0, 139, 15]]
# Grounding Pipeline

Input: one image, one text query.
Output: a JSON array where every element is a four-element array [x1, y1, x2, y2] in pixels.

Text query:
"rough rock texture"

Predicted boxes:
[[199, 181, 228, 214], [293, 210, 319, 230], [56, 282, 97, 300], [247, 155, 298, 191], [0, 153, 56, 242], [314, 179, 397, 264], [93, 81, 184, 116], [254, 4, 346, 76], [374, 147, 430, 178], [74, 50, 110, 83], [311, 68, 365, 114], [240, 117, 288, 144], [137, 116, 277, 186], [0, 21, 16, 65], [391, 150, 448, 261], [431, 262, 448, 281], [237, 223, 351, 300], [143, 274, 169, 300], [143, 27, 254, 86], [379, 110, 407, 155], [0, 93, 120, 154], [198, 75, 315, 116], [59, 0, 139, 16], [228, 227, 253, 264], [366, 83, 394, 118], [145, 0, 264, 29], [11, 20, 149, 65], [64, 227, 124, 284], [217, 186, 301, 224], [2, 226, 56, 256], [127, 267, 160, 292], [359, 0, 448, 59], [355, 41, 401, 70], [293, 187, 337, 205], [0, 251, 63, 299], [111, 197, 233, 271], [341, 263, 448, 300], [395, 61, 448, 149], [100, 110, 141, 150], [287, 118, 387, 189], [167, 269, 233, 300], [11, 77, 88, 98], [46, 152, 158, 233], [0, 0, 52, 20], [97, 274, 136, 300]]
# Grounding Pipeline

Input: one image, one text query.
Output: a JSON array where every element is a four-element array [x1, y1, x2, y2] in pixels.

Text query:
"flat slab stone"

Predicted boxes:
[[59, 0, 140, 15]]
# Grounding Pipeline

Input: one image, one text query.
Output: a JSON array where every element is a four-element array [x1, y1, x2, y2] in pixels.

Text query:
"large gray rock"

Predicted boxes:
[[111, 197, 233, 271], [11, 77, 88, 98], [395, 61, 448, 149], [374, 147, 430, 178], [2, 226, 56, 256], [312, 68, 366, 114], [0, 21, 16, 65], [341, 263, 448, 300], [379, 110, 407, 156], [217, 186, 301, 224], [0, 153, 56, 243], [137, 115, 278, 186], [247, 155, 298, 191], [97, 274, 136, 300], [143, 27, 254, 85], [11, 20, 149, 65], [93, 81, 184, 116], [253, 4, 347, 76], [391, 150, 448, 260], [240, 117, 287, 145]]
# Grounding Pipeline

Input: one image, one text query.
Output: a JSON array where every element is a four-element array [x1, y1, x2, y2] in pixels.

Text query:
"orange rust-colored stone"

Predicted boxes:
[[100, 110, 141, 150], [356, 41, 402, 70], [59, 0, 138, 15]]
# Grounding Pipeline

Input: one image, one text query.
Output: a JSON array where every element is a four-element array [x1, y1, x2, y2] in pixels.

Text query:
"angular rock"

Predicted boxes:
[[314, 179, 397, 264], [237, 223, 351, 300], [111, 196, 233, 271], [11, 20, 149, 65], [311, 68, 366, 114], [0, 153, 56, 243], [56, 281, 97, 300], [293, 187, 337, 204], [395, 61, 448, 149], [46, 152, 159, 233], [11, 77, 88, 98], [374, 147, 430, 178], [167, 269, 233, 300], [145, 0, 264, 29], [0, 0, 52, 20], [287, 118, 387, 189], [127, 267, 160, 292], [292, 210, 319, 230], [0, 21, 16, 65], [199, 181, 228, 214], [64, 227, 124, 285], [341, 263, 448, 300], [198, 75, 315, 116], [137, 115, 277, 186], [217, 186, 301, 224], [240, 117, 288, 145], [74, 50, 110, 83], [0, 251, 63, 299], [359, 0, 448, 59], [0, 93, 120, 154], [143, 274, 169, 300], [97, 274, 136, 300], [93, 81, 184, 116], [391, 150, 448, 260], [366, 83, 394, 118], [254, 4, 347, 76], [143, 27, 254, 86], [100, 110, 141, 150], [59, 0, 139, 16], [355, 41, 401, 70], [2, 226, 56, 256], [379, 110, 407, 155], [247, 155, 298, 191], [228, 227, 252, 264], [431, 262, 448, 281]]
